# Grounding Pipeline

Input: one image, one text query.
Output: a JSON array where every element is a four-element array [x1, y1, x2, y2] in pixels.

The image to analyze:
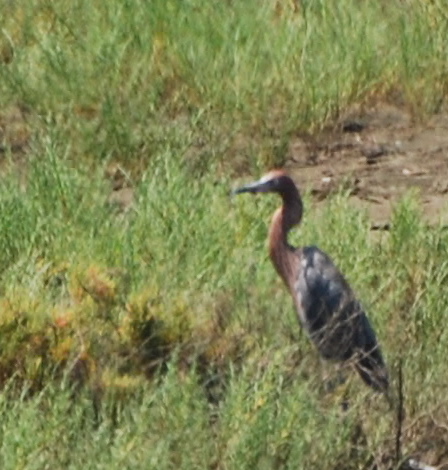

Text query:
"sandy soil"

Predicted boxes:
[[286, 103, 448, 228]]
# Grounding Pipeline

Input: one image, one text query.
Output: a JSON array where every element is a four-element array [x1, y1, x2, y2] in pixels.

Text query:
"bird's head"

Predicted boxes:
[[232, 169, 292, 196]]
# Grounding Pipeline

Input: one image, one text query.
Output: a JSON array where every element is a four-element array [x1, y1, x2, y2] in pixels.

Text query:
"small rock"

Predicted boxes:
[[107, 187, 134, 212], [362, 144, 388, 164], [342, 120, 366, 133]]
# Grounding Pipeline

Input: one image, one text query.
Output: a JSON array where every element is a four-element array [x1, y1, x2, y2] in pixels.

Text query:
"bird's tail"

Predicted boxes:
[[355, 346, 389, 393]]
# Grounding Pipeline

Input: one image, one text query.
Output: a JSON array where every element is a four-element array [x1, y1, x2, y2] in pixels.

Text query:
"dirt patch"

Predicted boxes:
[[0, 104, 31, 189], [0, 104, 30, 155], [287, 103, 448, 227]]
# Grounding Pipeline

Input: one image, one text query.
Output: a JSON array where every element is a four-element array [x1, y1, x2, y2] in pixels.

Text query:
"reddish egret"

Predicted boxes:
[[233, 170, 389, 392]]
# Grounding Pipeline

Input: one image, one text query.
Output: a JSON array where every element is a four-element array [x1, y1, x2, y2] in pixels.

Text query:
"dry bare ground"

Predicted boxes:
[[287, 103, 448, 227]]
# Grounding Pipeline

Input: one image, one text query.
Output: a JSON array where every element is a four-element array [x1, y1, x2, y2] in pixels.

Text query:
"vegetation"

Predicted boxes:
[[0, 0, 447, 468]]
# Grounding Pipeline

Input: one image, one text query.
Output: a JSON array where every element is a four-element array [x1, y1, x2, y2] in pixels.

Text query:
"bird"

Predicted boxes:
[[233, 169, 389, 393]]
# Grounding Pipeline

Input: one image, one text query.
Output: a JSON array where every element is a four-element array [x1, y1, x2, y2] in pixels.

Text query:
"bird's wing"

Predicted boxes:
[[295, 246, 388, 391], [295, 245, 355, 353]]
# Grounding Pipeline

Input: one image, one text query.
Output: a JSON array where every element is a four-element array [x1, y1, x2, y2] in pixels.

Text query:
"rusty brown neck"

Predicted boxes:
[[268, 185, 303, 290]]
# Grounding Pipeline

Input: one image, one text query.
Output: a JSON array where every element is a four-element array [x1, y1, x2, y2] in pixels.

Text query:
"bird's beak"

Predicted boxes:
[[232, 179, 272, 196]]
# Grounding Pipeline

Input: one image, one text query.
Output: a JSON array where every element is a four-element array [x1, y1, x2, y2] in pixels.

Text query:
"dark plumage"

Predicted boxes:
[[233, 170, 389, 392]]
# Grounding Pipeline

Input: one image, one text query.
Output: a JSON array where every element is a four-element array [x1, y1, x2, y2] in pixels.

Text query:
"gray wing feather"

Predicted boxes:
[[296, 246, 389, 392]]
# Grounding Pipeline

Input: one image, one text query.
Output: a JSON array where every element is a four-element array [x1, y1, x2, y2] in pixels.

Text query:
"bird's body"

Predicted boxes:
[[234, 170, 389, 393]]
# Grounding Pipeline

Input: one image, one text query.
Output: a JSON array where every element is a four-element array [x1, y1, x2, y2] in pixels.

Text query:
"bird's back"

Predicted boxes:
[[293, 246, 389, 392]]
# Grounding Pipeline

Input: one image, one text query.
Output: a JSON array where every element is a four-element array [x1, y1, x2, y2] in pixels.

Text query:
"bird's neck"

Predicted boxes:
[[268, 193, 302, 289]]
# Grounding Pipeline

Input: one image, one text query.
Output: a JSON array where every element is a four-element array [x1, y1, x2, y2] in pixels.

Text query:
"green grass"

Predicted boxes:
[[1, 0, 448, 170], [0, 0, 448, 468]]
